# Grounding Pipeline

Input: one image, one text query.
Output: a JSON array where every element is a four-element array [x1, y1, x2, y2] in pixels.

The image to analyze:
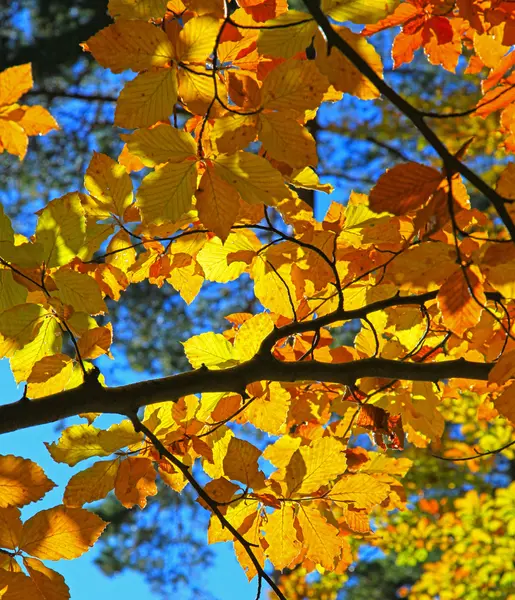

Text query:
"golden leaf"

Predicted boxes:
[[45, 421, 142, 467], [64, 460, 120, 508], [264, 505, 302, 570], [0, 456, 55, 509], [19, 506, 106, 560]]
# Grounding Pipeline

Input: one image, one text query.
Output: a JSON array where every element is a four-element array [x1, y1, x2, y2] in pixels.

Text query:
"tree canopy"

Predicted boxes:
[[1, 1, 515, 599]]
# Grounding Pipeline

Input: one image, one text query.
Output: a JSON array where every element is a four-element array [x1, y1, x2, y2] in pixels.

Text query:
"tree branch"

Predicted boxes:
[[0, 355, 493, 435], [303, 0, 515, 242]]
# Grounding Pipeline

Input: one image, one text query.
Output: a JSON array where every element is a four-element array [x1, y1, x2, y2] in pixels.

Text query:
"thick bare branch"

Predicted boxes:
[[0, 355, 492, 435]]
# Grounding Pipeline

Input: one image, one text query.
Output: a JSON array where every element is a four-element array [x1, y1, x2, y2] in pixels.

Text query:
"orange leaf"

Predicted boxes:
[[0, 507, 22, 550], [23, 557, 70, 600], [114, 457, 158, 509], [0, 456, 55, 508], [222, 438, 266, 489], [437, 266, 486, 336], [369, 162, 443, 215], [77, 326, 112, 360]]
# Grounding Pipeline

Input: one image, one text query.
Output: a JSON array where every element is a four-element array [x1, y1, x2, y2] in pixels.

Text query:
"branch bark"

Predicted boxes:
[[0, 355, 493, 435]]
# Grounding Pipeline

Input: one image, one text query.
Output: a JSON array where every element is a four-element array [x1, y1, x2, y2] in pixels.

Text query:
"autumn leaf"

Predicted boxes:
[[0, 456, 55, 508], [45, 422, 142, 467], [84, 21, 175, 73], [296, 504, 344, 570], [264, 505, 302, 570], [19, 506, 106, 560], [283, 437, 348, 496], [222, 437, 266, 489], [114, 457, 158, 509], [63, 459, 120, 508]]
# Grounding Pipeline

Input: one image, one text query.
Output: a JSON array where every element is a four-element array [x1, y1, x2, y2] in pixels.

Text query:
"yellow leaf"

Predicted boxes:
[[15, 105, 59, 136], [166, 257, 204, 304], [105, 230, 137, 271], [290, 167, 333, 194], [114, 457, 158, 509], [77, 325, 112, 360], [20, 505, 106, 560], [264, 506, 301, 570], [136, 160, 197, 224], [45, 421, 143, 467], [84, 152, 133, 217], [64, 460, 120, 508], [51, 269, 106, 315], [257, 11, 316, 59], [262, 59, 329, 114], [322, 0, 399, 24], [296, 504, 343, 569], [0, 120, 28, 159], [208, 498, 259, 544], [0, 507, 22, 549], [108, 0, 168, 19], [115, 68, 178, 129], [0, 456, 55, 509], [196, 167, 240, 241], [263, 435, 301, 469], [234, 313, 274, 361], [196, 230, 259, 283], [285, 437, 347, 496], [0, 64, 32, 106], [35, 193, 86, 268], [222, 438, 265, 489], [315, 27, 383, 100], [259, 113, 317, 168], [125, 123, 196, 166], [175, 16, 220, 63], [23, 557, 69, 600], [214, 152, 290, 206], [177, 66, 218, 115], [9, 316, 61, 384], [211, 113, 258, 154], [0, 270, 27, 312], [251, 253, 298, 319], [244, 382, 290, 435], [202, 426, 233, 479], [26, 354, 74, 399], [0, 304, 47, 358], [328, 473, 390, 509], [84, 21, 174, 73], [0, 204, 14, 244], [183, 331, 237, 369]]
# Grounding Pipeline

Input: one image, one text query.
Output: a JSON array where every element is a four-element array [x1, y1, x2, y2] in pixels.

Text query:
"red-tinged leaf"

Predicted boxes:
[[369, 162, 443, 215], [427, 16, 453, 45], [437, 266, 486, 336]]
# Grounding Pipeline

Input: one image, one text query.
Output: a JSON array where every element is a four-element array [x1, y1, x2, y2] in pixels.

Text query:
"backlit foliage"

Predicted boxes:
[[1, 1, 515, 599]]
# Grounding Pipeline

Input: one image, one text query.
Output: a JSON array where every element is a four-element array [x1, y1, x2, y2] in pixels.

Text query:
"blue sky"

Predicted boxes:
[[0, 359, 259, 600]]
